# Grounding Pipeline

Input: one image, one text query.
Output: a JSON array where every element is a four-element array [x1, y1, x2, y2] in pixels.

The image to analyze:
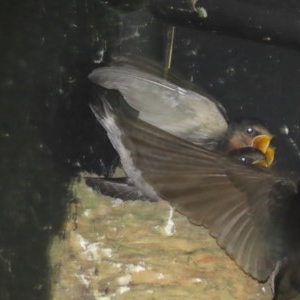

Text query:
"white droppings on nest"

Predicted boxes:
[[78, 274, 90, 288], [111, 198, 124, 207], [164, 206, 176, 236], [75, 234, 111, 261], [83, 242, 101, 261], [126, 263, 146, 273], [83, 209, 91, 217], [101, 248, 112, 258], [77, 233, 89, 250], [192, 277, 203, 283], [111, 227, 118, 233], [117, 274, 132, 286], [111, 262, 123, 269], [157, 273, 164, 280], [117, 286, 131, 295]]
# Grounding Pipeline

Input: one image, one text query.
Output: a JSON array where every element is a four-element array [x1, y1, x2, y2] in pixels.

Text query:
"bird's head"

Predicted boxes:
[[226, 118, 275, 167]]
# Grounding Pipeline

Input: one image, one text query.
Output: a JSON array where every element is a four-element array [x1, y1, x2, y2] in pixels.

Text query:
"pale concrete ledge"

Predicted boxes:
[[49, 176, 272, 300]]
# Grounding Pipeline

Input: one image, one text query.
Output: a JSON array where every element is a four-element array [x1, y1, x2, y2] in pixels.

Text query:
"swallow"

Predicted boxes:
[[88, 59, 274, 200], [89, 57, 275, 165], [90, 99, 300, 299], [85, 147, 268, 201]]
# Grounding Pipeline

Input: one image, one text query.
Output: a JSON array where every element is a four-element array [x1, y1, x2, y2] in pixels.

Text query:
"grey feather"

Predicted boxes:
[[89, 66, 228, 146]]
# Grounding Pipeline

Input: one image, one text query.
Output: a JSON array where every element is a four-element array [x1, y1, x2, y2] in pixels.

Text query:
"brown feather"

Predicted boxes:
[[90, 100, 297, 282]]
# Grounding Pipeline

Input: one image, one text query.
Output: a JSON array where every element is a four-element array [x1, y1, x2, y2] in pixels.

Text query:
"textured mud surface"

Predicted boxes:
[[50, 175, 272, 300]]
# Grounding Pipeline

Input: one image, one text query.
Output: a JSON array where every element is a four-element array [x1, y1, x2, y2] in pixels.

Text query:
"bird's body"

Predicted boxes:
[[90, 99, 300, 299], [89, 59, 274, 155], [88, 58, 274, 200]]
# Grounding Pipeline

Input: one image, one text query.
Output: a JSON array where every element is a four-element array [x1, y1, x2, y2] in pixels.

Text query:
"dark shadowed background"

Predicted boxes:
[[1, 0, 300, 299]]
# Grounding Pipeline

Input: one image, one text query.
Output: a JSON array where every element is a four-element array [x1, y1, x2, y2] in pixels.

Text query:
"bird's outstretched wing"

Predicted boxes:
[[109, 55, 225, 108], [90, 100, 297, 282], [89, 64, 228, 146]]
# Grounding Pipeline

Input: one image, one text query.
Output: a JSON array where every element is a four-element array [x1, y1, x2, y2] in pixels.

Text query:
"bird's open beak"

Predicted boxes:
[[252, 135, 275, 167]]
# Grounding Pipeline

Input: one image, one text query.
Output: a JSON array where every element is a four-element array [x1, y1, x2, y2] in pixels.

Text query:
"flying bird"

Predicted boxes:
[[88, 59, 274, 200], [89, 59, 274, 163], [90, 99, 300, 299]]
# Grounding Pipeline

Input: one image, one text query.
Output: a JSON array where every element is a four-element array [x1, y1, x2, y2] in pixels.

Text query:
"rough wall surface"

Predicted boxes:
[[50, 176, 272, 300]]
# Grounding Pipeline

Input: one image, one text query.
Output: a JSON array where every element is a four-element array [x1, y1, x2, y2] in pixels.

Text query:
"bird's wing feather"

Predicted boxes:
[[110, 55, 228, 117], [85, 177, 150, 201], [89, 66, 228, 144], [90, 100, 296, 282]]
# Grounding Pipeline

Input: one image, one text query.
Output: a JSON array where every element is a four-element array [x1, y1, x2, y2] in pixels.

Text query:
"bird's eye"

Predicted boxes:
[[246, 127, 254, 135]]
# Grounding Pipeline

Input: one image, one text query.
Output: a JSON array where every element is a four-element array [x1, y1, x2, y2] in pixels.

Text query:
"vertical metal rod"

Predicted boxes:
[[164, 26, 175, 78]]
